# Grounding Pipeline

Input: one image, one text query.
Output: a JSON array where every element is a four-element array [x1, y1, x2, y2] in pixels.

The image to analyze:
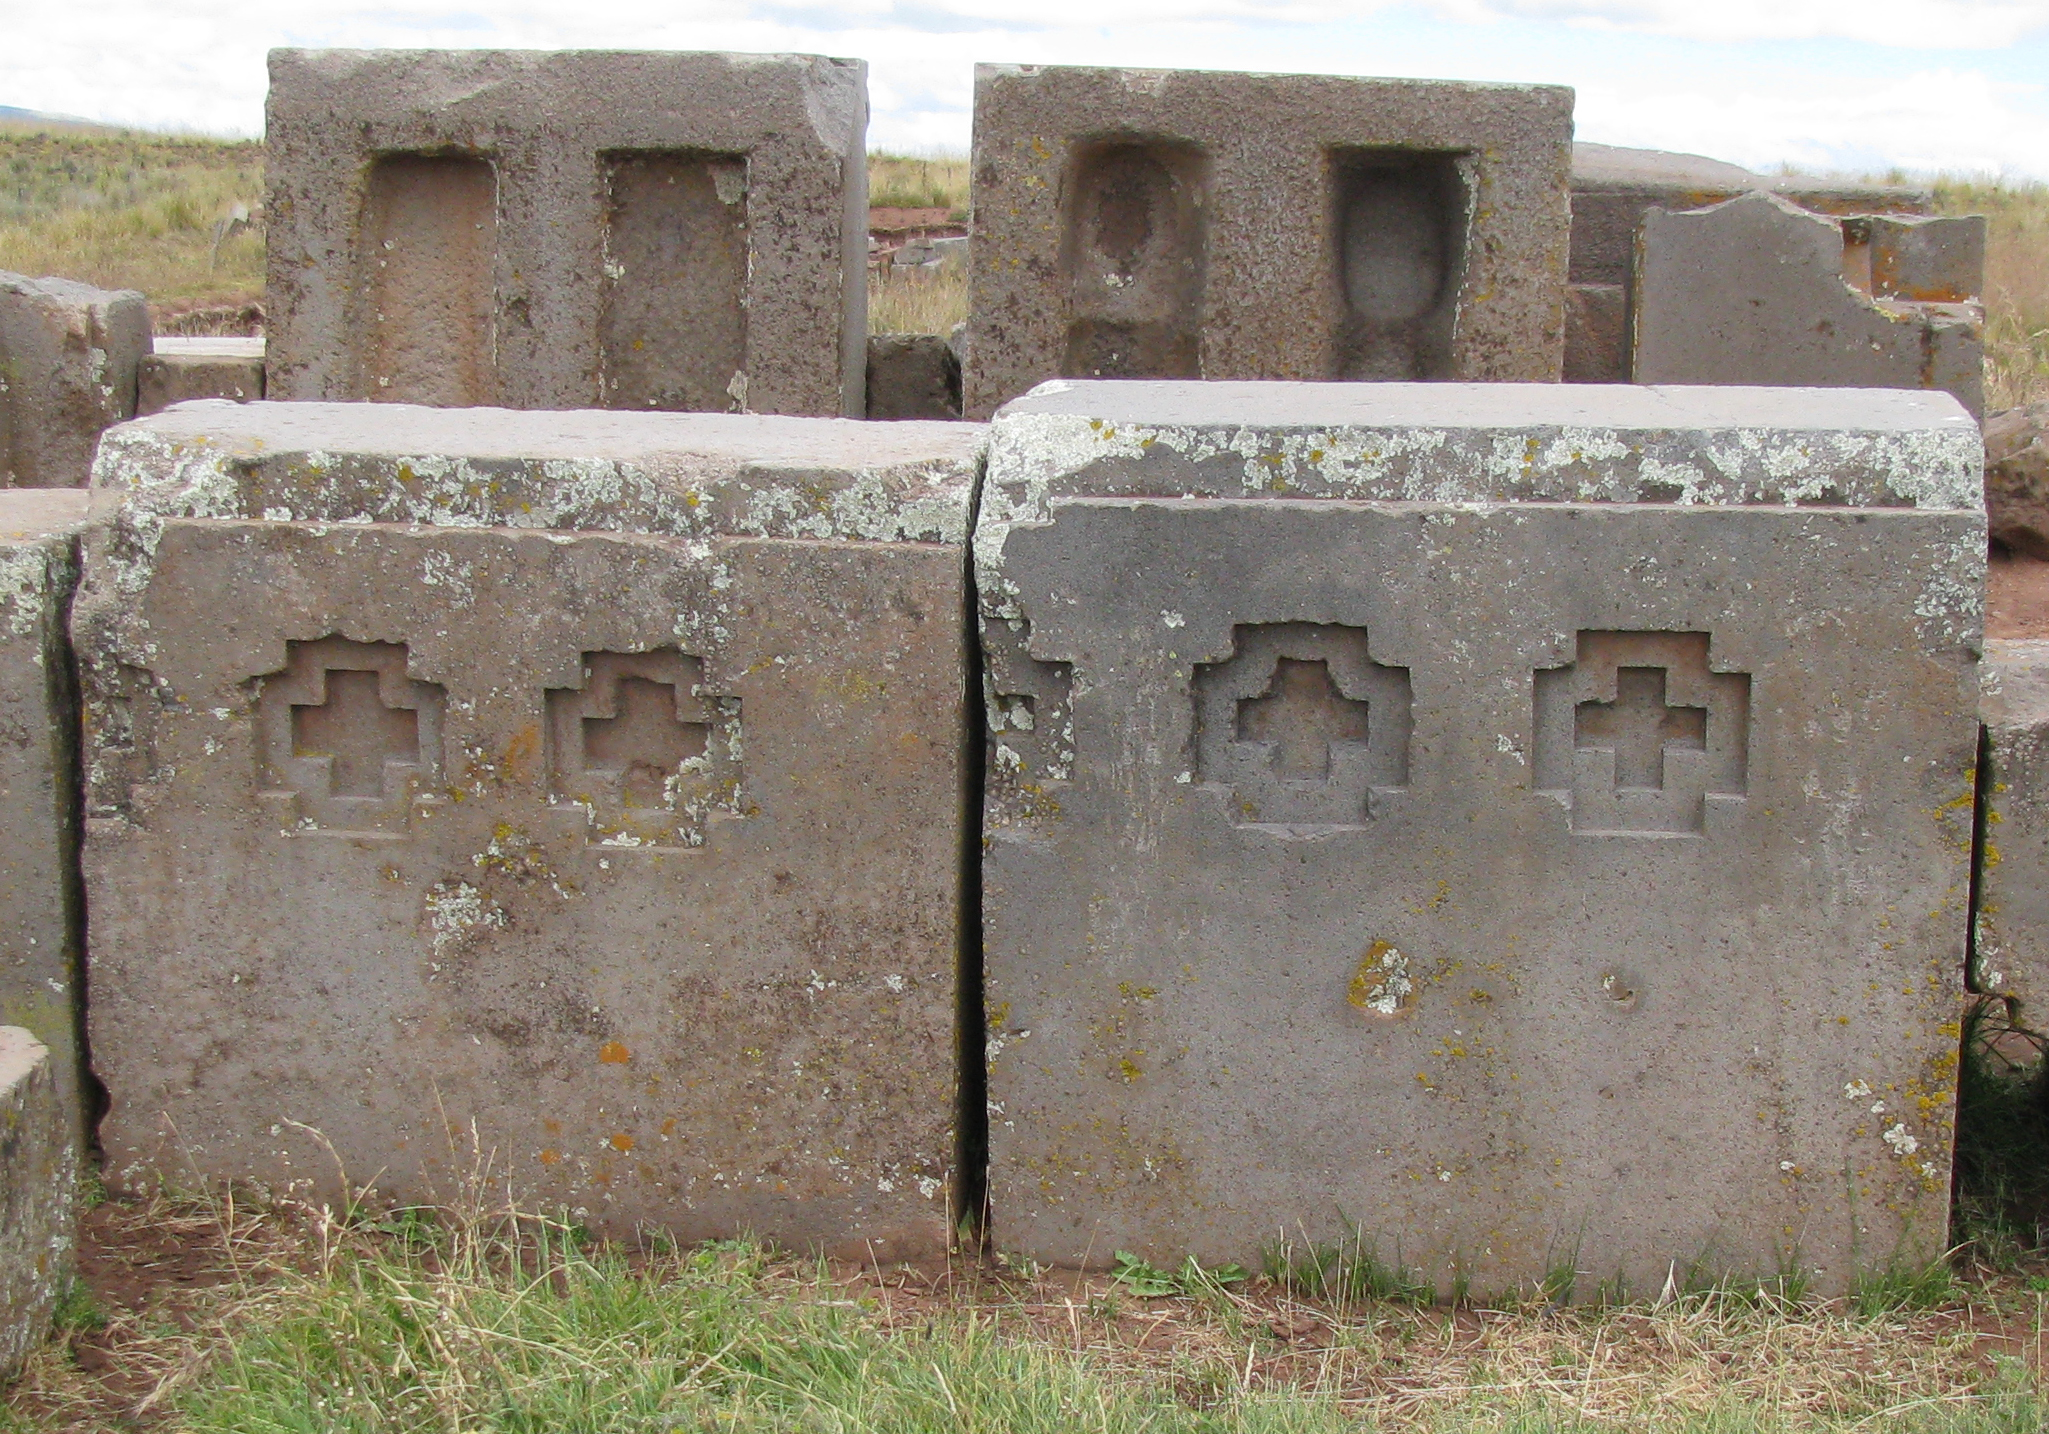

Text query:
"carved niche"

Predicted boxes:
[[256, 636, 445, 835]]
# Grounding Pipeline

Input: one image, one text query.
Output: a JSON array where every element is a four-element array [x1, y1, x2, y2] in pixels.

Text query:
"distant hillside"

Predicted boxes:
[[0, 104, 122, 134]]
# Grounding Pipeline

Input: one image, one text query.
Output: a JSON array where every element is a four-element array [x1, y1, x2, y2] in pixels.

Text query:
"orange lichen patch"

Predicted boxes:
[[598, 1041, 632, 1065], [539, 1148, 561, 1165], [609, 1132, 636, 1152]]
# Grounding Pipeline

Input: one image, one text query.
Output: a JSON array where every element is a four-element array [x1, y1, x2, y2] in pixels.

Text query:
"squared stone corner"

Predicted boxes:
[[76, 402, 983, 1258], [1, 272, 151, 487], [1977, 638, 2049, 1017], [963, 65, 1573, 418], [975, 379, 1982, 1297], [264, 48, 870, 418], [0, 1028, 77, 1380]]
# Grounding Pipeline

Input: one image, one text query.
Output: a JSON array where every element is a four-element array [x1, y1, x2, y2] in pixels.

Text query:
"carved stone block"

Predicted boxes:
[[977, 379, 1982, 1297], [75, 402, 982, 1259]]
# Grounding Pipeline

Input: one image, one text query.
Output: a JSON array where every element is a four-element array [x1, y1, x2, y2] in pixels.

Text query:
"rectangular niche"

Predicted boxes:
[[599, 151, 750, 412], [349, 153, 499, 406], [1059, 138, 1208, 381], [1329, 148, 1471, 381]]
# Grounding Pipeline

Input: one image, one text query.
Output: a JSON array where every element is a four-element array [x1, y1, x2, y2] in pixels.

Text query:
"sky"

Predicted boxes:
[[8, 0, 2049, 178]]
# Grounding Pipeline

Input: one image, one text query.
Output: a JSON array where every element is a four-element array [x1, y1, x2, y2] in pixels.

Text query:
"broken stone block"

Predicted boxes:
[[265, 49, 869, 417], [76, 401, 983, 1257], [0, 490, 88, 1158], [1987, 404, 2049, 560], [977, 379, 1981, 1296], [964, 65, 1573, 419], [0, 1028, 75, 1379], [137, 337, 265, 414], [1856, 214, 1986, 304], [867, 335, 961, 420], [0, 273, 150, 487], [1976, 640, 2049, 1018], [1634, 191, 1983, 418]]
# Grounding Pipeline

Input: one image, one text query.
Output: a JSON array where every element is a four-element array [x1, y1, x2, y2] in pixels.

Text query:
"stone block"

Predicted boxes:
[[1976, 640, 2049, 1017], [76, 401, 983, 1257], [1987, 404, 2049, 560], [1634, 192, 1983, 418], [0, 1028, 75, 1379], [964, 65, 1573, 419], [867, 335, 961, 420], [264, 49, 868, 418], [0, 491, 88, 1158], [977, 379, 1981, 1296], [1857, 214, 1985, 304], [0, 273, 150, 488], [1563, 282, 1626, 383], [137, 337, 266, 415]]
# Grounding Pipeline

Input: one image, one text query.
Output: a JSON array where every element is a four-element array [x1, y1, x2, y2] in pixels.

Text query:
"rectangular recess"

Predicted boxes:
[[1059, 139, 1207, 380], [350, 154, 498, 406], [1329, 148, 1471, 380]]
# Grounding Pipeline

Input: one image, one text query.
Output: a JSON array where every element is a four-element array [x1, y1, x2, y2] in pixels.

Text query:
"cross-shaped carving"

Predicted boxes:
[[1237, 658, 1371, 780], [293, 668, 422, 798], [1572, 666, 1706, 792], [582, 676, 708, 809]]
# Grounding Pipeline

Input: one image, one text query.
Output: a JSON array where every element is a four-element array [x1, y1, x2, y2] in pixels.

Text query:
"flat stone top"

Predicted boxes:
[[0, 489, 90, 543], [982, 380, 1983, 515], [153, 337, 264, 359], [975, 61, 1568, 99], [94, 402, 988, 546], [0, 1027, 48, 1096], [1982, 639, 2049, 725]]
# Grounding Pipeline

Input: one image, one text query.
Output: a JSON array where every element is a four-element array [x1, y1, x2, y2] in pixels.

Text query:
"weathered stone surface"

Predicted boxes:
[[1563, 282, 1626, 384], [1985, 404, 2049, 560], [0, 1027, 75, 1379], [77, 401, 982, 1256], [867, 335, 961, 421], [964, 65, 1572, 419], [265, 49, 868, 418], [0, 273, 150, 487], [1858, 214, 1985, 304], [977, 379, 1981, 1296], [0, 491, 88, 1158], [137, 337, 265, 415], [1635, 192, 1983, 418], [1975, 640, 2049, 1016]]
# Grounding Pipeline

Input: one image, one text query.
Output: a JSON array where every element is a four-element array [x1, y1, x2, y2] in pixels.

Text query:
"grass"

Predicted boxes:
[[1934, 179, 2049, 410], [868, 152, 969, 214], [6, 1167, 2049, 1434]]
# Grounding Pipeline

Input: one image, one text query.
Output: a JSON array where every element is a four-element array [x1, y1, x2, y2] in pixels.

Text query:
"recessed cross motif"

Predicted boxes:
[[257, 637, 444, 835], [1238, 658, 1371, 781], [1194, 623, 1411, 829], [294, 669, 422, 797], [1572, 667, 1706, 791], [1534, 632, 1749, 836], [548, 649, 741, 847]]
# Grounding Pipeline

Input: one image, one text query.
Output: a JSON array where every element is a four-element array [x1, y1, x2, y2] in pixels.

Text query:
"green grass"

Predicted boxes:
[[868, 152, 969, 214]]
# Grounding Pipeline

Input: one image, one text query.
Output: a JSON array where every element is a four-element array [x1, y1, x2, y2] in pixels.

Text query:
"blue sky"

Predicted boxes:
[[10, 0, 2049, 176]]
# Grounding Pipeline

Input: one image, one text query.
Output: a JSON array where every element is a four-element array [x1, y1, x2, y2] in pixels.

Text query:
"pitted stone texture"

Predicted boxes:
[[265, 49, 868, 418], [77, 402, 982, 1257], [978, 379, 1981, 1297], [0, 1028, 75, 1379], [138, 338, 265, 414], [0, 492, 88, 1158], [1986, 404, 2049, 560], [0, 273, 150, 487], [1976, 640, 2049, 1016], [867, 335, 961, 421], [963, 65, 1572, 419], [1634, 192, 1983, 418]]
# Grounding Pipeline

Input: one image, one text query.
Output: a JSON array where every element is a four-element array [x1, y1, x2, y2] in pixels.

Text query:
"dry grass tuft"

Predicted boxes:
[[870, 262, 968, 336], [1935, 179, 2049, 411]]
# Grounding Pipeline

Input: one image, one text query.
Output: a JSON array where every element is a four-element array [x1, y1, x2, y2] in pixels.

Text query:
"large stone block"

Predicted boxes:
[[137, 337, 266, 415], [265, 49, 868, 418], [1975, 640, 2049, 1016], [977, 380, 1981, 1296], [77, 401, 982, 1257], [867, 335, 961, 421], [963, 65, 1572, 420], [0, 273, 151, 487], [0, 1028, 75, 1379], [0, 491, 88, 1157], [1634, 192, 1983, 418]]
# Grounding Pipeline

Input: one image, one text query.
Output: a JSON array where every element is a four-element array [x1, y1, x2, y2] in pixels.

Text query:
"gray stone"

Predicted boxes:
[[1634, 192, 1983, 418], [0, 273, 151, 488], [866, 335, 961, 420], [77, 401, 982, 1257], [1987, 404, 2049, 559], [977, 379, 1981, 1296], [0, 1027, 75, 1379], [1853, 214, 1986, 304], [138, 337, 266, 414], [264, 49, 868, 418], [1975, 640, 2049, 1016], [964, 65, 1573, 420], [0, 491, 88, 1162]]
